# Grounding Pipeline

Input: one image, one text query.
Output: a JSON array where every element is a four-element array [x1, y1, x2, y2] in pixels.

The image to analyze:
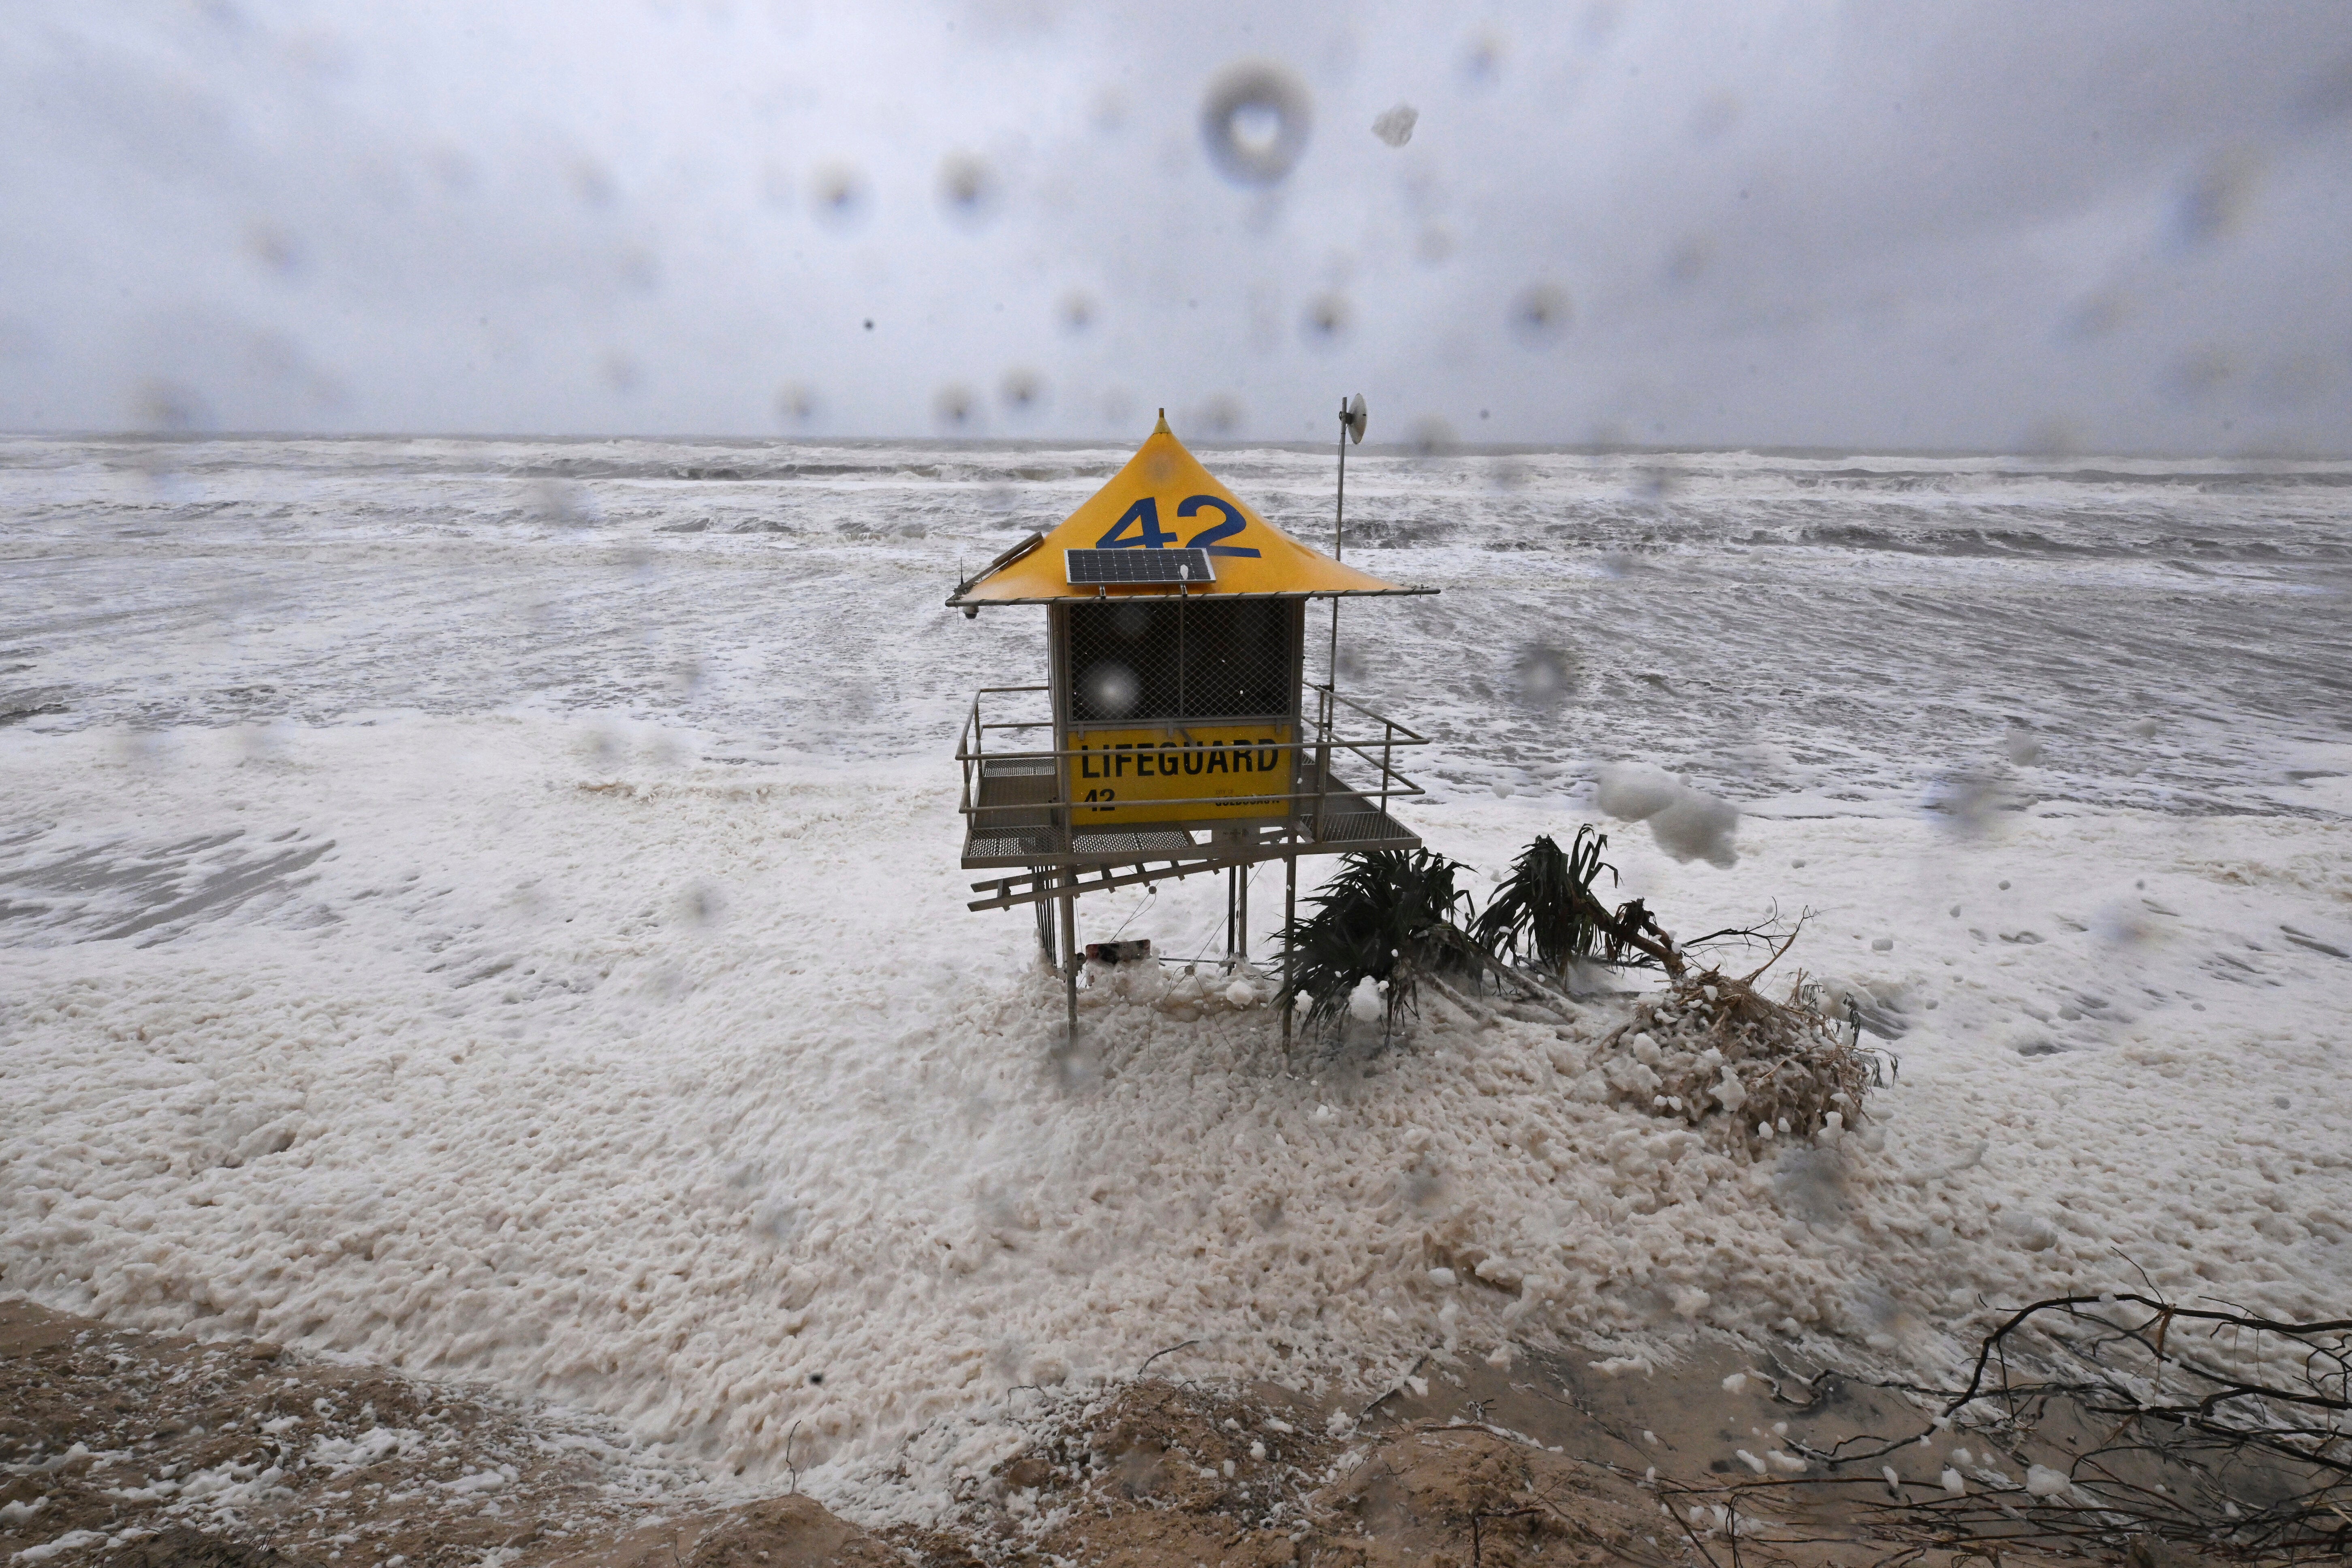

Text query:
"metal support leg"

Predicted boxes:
[[1232, 865, 1251, 973], [1237, 862, 1248, 962], [1033, 865, 1056, 960], [1058, 875, 1078, 1039], [1282, 851, 1297, 1047]]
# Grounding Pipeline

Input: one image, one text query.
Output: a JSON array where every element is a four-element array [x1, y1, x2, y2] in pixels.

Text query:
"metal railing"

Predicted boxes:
[[956, 681, 1429, 851]]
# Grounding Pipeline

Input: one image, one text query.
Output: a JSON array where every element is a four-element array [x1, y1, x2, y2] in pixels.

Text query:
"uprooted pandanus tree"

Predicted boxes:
[[1273, 826, 1887, 1152]]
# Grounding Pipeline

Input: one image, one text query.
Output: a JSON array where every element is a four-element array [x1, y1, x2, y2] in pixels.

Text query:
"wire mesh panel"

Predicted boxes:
[[1066, 598, 1292, 723], [1059, 598, 1300, 828]]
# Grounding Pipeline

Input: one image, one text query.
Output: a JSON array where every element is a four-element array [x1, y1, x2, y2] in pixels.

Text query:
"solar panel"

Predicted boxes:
[[1064, 547, 1217, 587]]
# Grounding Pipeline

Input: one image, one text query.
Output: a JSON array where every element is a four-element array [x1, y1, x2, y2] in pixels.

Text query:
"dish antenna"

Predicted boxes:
[[1327, 393, 1367, 693]]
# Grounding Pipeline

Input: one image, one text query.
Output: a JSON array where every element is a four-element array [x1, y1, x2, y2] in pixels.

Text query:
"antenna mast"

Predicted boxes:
[[1327, 394, 1366, 691]]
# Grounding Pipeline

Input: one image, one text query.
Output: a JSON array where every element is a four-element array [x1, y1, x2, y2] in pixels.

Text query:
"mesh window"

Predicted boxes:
[[1067, 599, 1293, 723]]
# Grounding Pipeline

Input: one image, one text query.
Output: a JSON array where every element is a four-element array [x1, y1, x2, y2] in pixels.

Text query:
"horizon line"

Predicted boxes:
[[4, 429, 2350, 465]]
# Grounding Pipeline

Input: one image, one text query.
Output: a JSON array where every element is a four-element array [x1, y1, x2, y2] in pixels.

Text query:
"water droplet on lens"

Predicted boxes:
[[2175, 147, 2261, 245], [246, 222, 303, 277], [1461, 29, 1506, 85], [1000, 369, 1045, 414], [617, 244, 660, 293], [1510, 283, 1572, 343], [2018, 417, 2078, 458], [775, 383, 818, 425], [1663, 238, 1711, 286], [811, 163, 869, 227], [1201, 62, 1313, 186], [526, 478, 595, 529], [1689, 90, 1739, 142], [1059, 290, 1097, 333], [1514, 644, 1580, 710], [934, 384, 977, 428], [937, 153, 998, 226], [570, 159, 617, 207], [1301, 292, 1351, 346], [1086, 663, 1139, 717], [2163, 348, 2233, 401], [132, 379, 211, 433]]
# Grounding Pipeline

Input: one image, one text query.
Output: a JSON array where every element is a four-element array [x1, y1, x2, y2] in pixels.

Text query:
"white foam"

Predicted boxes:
[[3, 715, 2347, 1528]]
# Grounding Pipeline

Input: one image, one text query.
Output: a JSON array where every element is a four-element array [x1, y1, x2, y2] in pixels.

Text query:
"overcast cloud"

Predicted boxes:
[[2, 0, 2347, 451]]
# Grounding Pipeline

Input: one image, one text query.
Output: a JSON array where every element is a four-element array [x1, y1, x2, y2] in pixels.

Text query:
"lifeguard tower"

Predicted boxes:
[[948, 406, 1436, 1035]]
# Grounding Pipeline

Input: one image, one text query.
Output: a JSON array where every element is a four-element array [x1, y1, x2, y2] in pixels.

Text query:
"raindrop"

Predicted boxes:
[[1000, 368, 1045, 414], [810, 163, 869, 227], [570, 158, 617, 208], [2017, 417, 2078, 458], [775, 383, 818, 425], [934, 384, 977, 428], [2066, 288, 2126, 341], [1301, 292, 1352, 346], [2163, 349, 2233, 401], [1510, 282, 1572, 343], [1514, 644, 1580, 711], [1059, 289, 1097, 333], [1201, 62, 1313, 186], [1406, 416, 1455, 456], [246, 222, 303, 277], [1930, 769, 2007, 838], [132, 378, 210, 432], [1196, 394, 1243, 435], [1415, 224, 1456, 265], [616, 244, 660, 293], [1371, 104, 1418, 147], [429, 147, 477, 193], [1689, 90, 1739, 143], [526, 478, 596, 529], [2175, 148, 2260, 245], [937, 153, 998, 226], [602, 353, 641, 394], [1086, 663, 1140, 717], [1663, 237, 1711, 286], [1461, 29, 1506, 85]]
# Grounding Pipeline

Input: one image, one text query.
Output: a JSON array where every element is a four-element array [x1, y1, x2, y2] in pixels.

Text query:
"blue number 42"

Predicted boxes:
[[1094, 495, 1261, 557]]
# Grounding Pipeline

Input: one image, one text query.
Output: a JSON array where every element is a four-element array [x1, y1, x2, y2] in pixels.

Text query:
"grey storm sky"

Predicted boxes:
[[2, 0, 2348, 452]]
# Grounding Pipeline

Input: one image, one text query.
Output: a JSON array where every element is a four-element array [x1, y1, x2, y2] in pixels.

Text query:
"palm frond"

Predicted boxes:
[[1275, 850, 1487, 1041], [1468, 826, 1619, 978]]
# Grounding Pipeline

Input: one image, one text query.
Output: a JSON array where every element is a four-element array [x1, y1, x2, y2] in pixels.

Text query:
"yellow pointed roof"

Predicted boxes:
[[950, 414, 1421, 605]]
